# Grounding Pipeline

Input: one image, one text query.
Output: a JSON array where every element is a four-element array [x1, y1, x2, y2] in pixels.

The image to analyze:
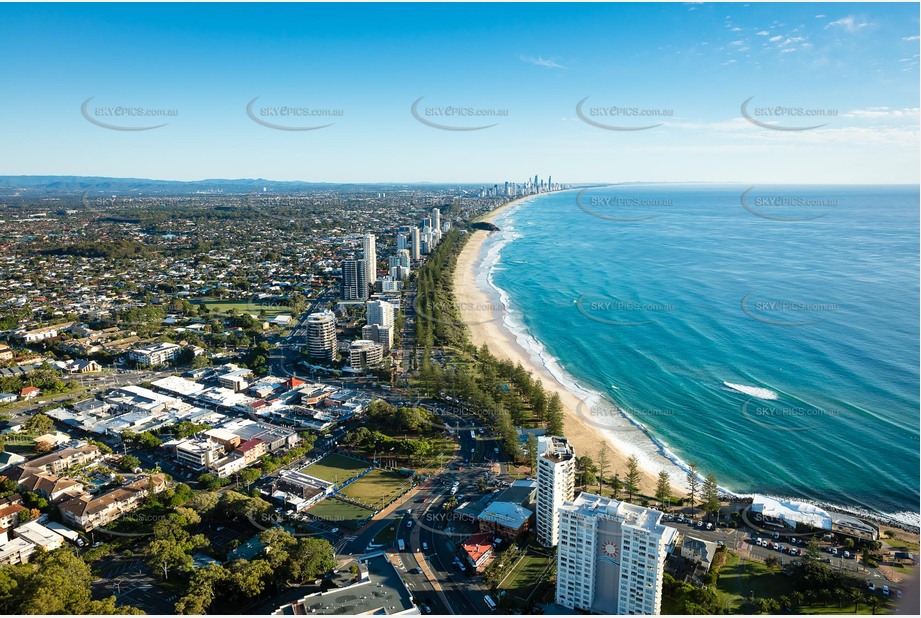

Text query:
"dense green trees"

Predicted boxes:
[[0, 549, 144, 614], [174, 528, 335, 614], [24, 413, 54, 435]]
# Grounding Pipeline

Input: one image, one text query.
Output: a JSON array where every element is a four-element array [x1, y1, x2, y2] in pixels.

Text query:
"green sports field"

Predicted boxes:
[[191, 298, 291, 318], [306, 497, 375, 530], [339, 469, 411, 509], [302, 454, 370, 486]]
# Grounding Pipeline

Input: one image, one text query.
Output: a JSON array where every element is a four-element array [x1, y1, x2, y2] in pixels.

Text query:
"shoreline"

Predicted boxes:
[[456, 193, 672, 498], [453, 191, 920, 533]]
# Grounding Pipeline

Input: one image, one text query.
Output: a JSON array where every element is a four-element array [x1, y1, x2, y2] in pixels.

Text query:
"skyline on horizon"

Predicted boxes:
[[0, 2, 918, 184]]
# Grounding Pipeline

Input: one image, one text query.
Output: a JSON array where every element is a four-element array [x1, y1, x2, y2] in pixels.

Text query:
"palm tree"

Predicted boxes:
[[868, 594, 880, 615], [851, 588, 863, 613]]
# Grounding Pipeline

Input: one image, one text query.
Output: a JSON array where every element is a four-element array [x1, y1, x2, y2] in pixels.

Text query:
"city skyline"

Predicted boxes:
[[0, 2, 917, 184]]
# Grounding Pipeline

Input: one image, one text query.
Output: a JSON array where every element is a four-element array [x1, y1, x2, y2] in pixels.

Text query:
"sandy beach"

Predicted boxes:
[[453, 196, 668, 498]]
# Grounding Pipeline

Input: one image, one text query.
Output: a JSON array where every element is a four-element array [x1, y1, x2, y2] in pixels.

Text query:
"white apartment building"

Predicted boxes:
[[349, 340, 383, 370], [128, 342, 182, 366], [556, 493, 678, 615], [306, 311, 337, 361], [366, 299, 395, 327], [410, 226, 421, 260], [536, 435, 576, 547]]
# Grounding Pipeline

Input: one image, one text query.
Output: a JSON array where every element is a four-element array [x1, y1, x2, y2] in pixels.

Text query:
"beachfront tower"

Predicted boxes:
[[555, 493, 678, 615], [432, 207, 441, 233], [536, 435, 576, 547], [306, 311, 337, 362]]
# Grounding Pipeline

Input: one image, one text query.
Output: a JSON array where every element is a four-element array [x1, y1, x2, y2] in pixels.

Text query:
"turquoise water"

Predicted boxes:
[[485, 185, 919, 524]]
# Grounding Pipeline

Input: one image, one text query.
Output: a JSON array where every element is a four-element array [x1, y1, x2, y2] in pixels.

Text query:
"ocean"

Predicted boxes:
[[480, 184, 920, 527]]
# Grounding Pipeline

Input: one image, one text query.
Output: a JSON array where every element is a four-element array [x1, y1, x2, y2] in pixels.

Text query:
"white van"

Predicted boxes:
[[484, 595, 497, 611]]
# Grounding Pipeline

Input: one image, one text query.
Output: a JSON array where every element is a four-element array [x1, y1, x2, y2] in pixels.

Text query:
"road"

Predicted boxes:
[[330, 406, 504, 615]]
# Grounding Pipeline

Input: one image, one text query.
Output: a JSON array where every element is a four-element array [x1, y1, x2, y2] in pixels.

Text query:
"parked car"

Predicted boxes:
[[867, 582, 875, 592], [422, 542, 428, 551], [882, 585, 889, 596]]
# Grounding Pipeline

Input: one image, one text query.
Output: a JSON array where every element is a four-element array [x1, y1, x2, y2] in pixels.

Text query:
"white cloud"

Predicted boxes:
[[826, 16, 872, 32], [769, 35, 783, 42], [519, 55, 565, 69], [756, 31, 771, 36], [903, 35, 920, 41], [841, 107, 920, 120], [729, 40, 745, 46], [731, 27, 742, 32], [815, 14, 826, 19], [779, 36, 805, 47]]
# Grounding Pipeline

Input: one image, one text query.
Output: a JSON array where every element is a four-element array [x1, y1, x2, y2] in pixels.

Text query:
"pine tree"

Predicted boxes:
[[625, 455, 641, 502], [701, 473, 720, 522], [686, 462, 700, 516], [655, 470, 672, 509], [546, 392, 564, 435]]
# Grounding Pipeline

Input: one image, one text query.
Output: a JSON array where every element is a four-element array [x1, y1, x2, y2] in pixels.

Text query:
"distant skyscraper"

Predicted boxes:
[[555, 493, 678, 615], [362, 233, 377, 284], [534, 174, 539, 192], [397, 232, 409, 251], [342, 259, 368, 301], [410, 227, 421, 260], [536, 436, 576, 548], [306, 311, 337, 362], [432, 207, 441, 232]]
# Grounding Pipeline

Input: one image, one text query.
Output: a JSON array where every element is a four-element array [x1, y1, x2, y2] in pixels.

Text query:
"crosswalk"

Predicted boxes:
[[334, 534, 357, 553]]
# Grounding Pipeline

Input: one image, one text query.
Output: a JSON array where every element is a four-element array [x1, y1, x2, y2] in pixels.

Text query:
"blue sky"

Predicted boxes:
[[0, 2, 918, 184]]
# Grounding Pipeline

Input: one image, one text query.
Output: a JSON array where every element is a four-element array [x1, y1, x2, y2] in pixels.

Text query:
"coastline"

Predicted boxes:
[[453, 191, 920, 533], [455, 194, 668, 498]]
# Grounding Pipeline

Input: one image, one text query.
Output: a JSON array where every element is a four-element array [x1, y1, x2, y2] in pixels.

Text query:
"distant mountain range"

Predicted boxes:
[[0, 175, 480, 196]]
